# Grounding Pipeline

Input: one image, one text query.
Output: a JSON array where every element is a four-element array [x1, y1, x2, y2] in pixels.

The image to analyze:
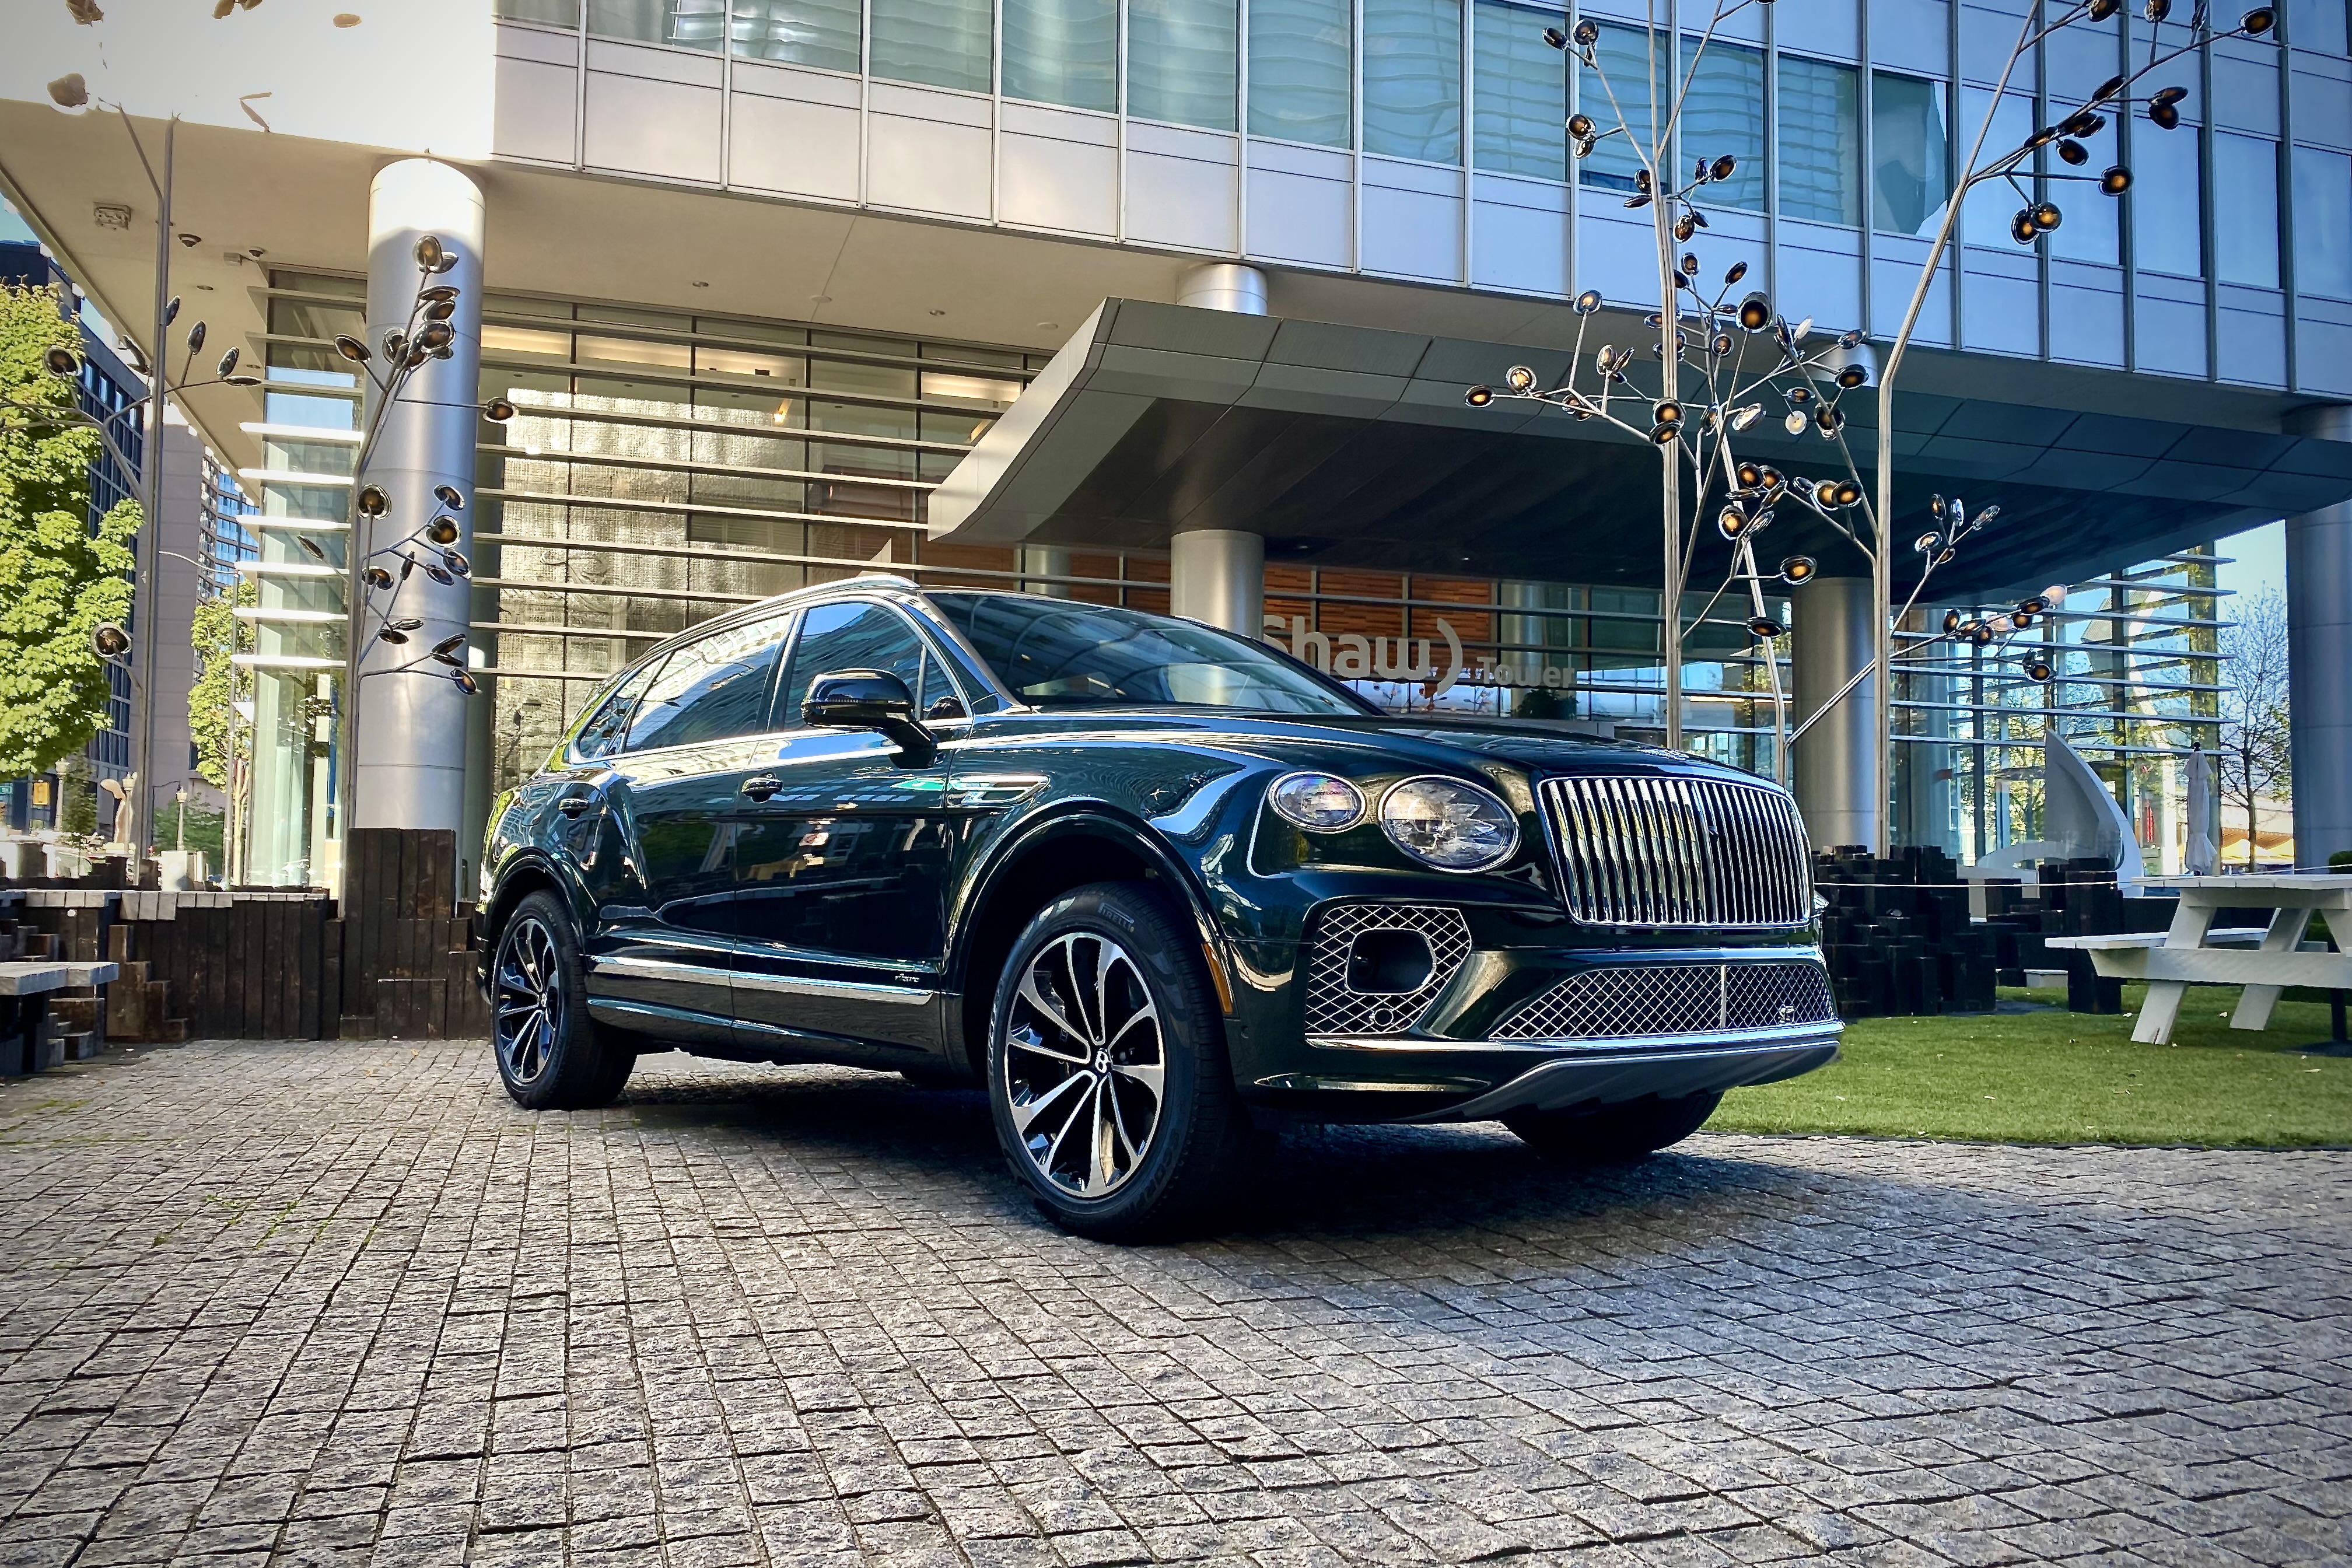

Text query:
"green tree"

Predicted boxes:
[[190, 581, 253, 790], [0, 282, 141, 781]]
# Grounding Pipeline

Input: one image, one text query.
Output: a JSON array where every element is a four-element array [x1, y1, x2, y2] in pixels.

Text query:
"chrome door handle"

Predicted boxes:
[[741, 775, 782, 802]]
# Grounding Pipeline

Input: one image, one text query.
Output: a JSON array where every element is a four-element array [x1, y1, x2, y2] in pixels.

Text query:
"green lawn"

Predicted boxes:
[[1708, 985, 2352, 1148]]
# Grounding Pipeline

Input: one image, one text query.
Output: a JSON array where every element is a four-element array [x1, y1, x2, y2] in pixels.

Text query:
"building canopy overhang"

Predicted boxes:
[[930, 299, 2352, 597]]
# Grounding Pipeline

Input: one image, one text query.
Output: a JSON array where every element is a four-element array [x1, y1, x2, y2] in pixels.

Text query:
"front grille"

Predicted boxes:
[[1542, 775, 1812, 927], [1302, 904, 1472, 1037], [1494, 960, 1837, 1041]]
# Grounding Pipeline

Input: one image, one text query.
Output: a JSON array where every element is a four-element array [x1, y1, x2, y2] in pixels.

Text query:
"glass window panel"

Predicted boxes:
[[1779, 55, 1861, 226], [482, 324, 574, 358], [779, 602, 928, 723], [2213, 133, 2281, 288], [1364, 0, 1461, 163], [588, 0, 724, 48], [1250, 0, 1353, 146], [1004, 0, 1118, 110], [1128, 0, 1238, 128], [1871, 71, 1948, 236], [499, 0, 580, 23], [2288, 0, 2350, 53], [626, 613, 796, 750], [1473, 0, 1566, 181], [1574, 22, 1660, 193], [729, 0, 861, 72], [2047, 97, 2120, 264], [1685, 39, 1764, 213], [573, 660, 666, 761], [871, 0, 992, 90], [1961, 89, 2034, 247], [2132, 124, 2203, 278], [2292, 145, 2352, 299]]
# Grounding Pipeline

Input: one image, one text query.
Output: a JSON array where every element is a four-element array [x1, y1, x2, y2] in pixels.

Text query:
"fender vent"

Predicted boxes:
[[1494, 960, 1836, 1041], [1303, 904, 1471, 1037]]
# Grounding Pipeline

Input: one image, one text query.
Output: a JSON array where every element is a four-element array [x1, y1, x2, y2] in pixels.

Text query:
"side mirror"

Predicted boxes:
[[802, 668, 936, 767]]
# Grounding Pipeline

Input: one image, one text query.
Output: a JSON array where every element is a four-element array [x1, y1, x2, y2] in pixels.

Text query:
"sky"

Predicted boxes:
[[2214, 520, 2287, 609]]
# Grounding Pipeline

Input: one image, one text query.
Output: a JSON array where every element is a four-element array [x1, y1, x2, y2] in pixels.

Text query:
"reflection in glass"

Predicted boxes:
[[1250, 0, 1353, 147], [1575, 22, 1659, 193], [2213, 133, 2281, 288], [1004, 0, 1118, 110], [1473, 0, 1566, 180], [587, 0, 724, 47], [871, 0, 992, 90], [1779, 55, 1861, 226], [2292, 145, 2352, 299], [1871, 71, 1947, 236], [1685, 40, 1764, 212], [2132, 124, 2203, 278], [1128, 0, 1238, 128], [729, 0, 861, 74], [1364, 0, 1461, 163], [1961, 90, 2032, 247]]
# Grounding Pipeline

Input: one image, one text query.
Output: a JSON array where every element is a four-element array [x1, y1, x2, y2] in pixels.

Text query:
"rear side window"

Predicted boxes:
[[572, 660, 662, 761], [776, 601, 926, 726], [625, 611, 796, 752]]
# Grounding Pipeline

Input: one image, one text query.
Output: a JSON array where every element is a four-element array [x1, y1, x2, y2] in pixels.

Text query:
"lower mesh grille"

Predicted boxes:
[[1493, 960, 1836, 1041], [1302, 904, 1472, 1037]]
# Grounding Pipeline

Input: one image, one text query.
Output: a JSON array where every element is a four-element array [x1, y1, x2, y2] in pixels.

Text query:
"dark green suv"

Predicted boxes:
[[476, 576, 1839, 1238]]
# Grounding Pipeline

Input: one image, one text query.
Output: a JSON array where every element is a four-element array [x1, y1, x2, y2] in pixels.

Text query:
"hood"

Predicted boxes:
[[971, 707, 1777, 788]]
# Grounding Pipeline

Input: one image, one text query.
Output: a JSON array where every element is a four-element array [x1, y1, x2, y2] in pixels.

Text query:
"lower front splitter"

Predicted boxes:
[[1404, 1031, 1840, 1123]]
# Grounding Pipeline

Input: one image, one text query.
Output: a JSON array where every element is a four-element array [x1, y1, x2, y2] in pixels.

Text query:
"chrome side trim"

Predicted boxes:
[[1307, 1020, 1843, 1055], [590, 954, 729, 986], [730, 969, 936, 1006]]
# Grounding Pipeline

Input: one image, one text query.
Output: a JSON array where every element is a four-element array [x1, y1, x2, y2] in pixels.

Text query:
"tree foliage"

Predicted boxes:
[[190, 580, 254, 791], [2217, 585, 2291, 867], [0, 282, 141, 782]]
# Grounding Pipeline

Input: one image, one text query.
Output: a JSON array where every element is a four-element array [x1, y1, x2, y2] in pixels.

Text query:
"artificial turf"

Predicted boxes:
[[1707, 984, 2352, 1148]]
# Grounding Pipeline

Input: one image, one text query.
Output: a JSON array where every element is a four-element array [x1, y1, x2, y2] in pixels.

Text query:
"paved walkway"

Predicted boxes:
[[0, 1041, 2344, 1567]]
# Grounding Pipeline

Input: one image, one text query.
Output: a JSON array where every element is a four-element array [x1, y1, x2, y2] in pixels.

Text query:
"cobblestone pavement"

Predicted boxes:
[[0, 1041, 2344, 1568]]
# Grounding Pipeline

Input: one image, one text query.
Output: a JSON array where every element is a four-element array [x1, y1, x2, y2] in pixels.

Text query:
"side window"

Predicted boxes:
[[776, 601, 926, 726], [572, 659, 662, 761], [624, 612, 796, 752]]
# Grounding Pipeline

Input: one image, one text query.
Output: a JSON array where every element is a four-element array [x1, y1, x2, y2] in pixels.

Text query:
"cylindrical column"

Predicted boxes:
[[2286, 405, 2352, 869], [352, 159, 485, 838], [1169, 530, 1265, 636], [1018, 545, 1073, 597], [1792, 576, 1878, 852], [1174, 262, 1269, 314]]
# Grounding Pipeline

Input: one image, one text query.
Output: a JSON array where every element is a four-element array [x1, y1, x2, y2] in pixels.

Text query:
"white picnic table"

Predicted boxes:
[[2046, 874, 2352, 1045]]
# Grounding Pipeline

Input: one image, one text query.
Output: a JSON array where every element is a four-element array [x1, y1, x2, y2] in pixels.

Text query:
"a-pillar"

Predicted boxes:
[[351, 159, 485, 842], [2286, 405, 2352, 868], [1791, 575, 1878, 852], [1168, 264, 1269, 633]]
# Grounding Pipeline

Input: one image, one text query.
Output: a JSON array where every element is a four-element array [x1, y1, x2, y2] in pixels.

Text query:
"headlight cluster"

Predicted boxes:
[[1268, 770, 1519, 873]]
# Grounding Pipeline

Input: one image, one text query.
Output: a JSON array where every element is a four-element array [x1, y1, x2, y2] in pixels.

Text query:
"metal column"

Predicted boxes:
[[1793, 575, 1879, 852], [2286, 405, 2352, 868], [1167, 265, 1269, 635]]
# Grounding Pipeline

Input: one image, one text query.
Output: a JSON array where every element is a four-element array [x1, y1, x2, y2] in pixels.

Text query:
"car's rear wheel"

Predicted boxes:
[[492, 890, 635, 1110], [1502, 1091, 1721, 1162], [987, 883, 1250, 1241]]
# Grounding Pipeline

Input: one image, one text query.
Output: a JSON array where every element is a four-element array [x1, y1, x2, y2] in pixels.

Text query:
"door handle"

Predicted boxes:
[[558, 794, 597, 818], [741, 775, 783, 802]]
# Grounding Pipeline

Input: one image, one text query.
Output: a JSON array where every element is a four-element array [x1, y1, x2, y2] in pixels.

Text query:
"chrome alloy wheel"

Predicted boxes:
[[494, 915, 565, 1086], [1002, 931, 1167, 1198]]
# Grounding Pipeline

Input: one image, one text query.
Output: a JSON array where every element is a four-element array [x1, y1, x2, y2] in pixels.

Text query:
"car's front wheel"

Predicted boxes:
[[987, 883, 1251, 1241], [1502, 1091, 1721, 1162], [491, 890, 635, 1110]]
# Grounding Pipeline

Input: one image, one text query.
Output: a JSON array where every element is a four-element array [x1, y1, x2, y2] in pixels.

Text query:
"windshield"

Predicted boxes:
[[928, 593, 1373, 715]]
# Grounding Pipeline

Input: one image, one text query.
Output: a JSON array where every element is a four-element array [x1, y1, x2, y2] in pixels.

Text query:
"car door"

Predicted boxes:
[[579, 611, 796, 1037], [729, 598, 963, 1056]]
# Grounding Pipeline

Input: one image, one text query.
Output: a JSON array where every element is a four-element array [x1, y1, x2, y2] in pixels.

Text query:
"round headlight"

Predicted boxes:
[[1378, 776, 1520, 873], [1268, 770, 1366, 832]]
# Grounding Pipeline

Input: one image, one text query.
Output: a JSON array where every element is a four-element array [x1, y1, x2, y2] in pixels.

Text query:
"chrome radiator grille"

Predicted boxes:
[[1494, 960, 1837, 1042], [1541, 775, 1812, 927]]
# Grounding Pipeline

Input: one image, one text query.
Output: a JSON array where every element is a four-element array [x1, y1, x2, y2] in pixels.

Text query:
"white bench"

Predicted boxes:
[[2048, 875, 2352, 1044]]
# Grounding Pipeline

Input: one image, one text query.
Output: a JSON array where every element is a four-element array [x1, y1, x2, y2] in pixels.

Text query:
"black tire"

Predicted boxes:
[[490, 890, 635, 1110], [986, 882, 1251, 1241], [1503, 1091, 1722, 1163]]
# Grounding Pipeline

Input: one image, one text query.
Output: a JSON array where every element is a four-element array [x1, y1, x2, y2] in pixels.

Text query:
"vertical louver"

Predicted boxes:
[[1541, 775, 1813, 927]]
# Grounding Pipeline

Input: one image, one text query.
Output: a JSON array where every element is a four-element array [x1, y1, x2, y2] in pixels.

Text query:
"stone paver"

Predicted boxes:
[[0, 1040, 2344, 1567]]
